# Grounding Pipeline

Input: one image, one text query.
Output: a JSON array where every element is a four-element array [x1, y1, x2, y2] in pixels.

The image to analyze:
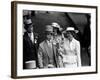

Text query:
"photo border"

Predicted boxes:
[[11, 1, 98, 78]]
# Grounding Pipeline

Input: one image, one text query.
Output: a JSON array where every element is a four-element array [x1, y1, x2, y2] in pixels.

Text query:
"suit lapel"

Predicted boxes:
[[43, 40, 49, 57], [52, 44, 57, 57]]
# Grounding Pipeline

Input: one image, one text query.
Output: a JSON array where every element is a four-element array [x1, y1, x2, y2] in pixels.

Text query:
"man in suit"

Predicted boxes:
[[38, 25, 60, 68], [23, 19, 38, 69]]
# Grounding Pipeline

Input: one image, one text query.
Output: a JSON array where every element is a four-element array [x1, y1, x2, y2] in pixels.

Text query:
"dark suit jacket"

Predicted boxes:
[[23, 32, 38, 69], [38, 40, 61, 68]]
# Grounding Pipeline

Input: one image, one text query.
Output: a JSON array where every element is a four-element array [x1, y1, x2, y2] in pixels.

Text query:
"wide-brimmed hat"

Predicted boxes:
[[45, 25, 53, 32], [51, 22, 60, 28], [51, 22, 63, 31], [64, 27, 78, 33]]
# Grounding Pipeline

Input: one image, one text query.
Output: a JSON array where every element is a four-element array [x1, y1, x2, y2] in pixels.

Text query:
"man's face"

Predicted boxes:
[[27, 24, 33, 33], [45, 32, 53, 40]]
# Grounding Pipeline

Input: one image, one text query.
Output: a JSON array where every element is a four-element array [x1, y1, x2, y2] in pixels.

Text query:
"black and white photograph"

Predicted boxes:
[[23, 10, 91, 69], [11, 1, 97, 78]]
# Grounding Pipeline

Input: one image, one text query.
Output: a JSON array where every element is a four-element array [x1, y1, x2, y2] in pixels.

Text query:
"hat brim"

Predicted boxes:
[[63, 30, 79, 33], [53, 27, 63, 31], [67, 30, 78, 33], [26, 23, 33, 25]]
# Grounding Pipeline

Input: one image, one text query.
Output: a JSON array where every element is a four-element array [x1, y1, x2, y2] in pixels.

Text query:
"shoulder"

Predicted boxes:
[[73, 38, 80, 45], [74, 39, 80, 48], [39, 40, 46, 47]]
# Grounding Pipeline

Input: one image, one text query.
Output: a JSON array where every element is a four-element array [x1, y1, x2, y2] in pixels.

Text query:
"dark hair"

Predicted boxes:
[[53, 27, 62, 35], [24, 23, 34, 30], [57, 29, 62, 35]]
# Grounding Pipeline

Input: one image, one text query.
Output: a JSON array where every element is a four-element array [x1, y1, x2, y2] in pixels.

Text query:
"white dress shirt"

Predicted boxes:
[[28, 32, 34, 43]]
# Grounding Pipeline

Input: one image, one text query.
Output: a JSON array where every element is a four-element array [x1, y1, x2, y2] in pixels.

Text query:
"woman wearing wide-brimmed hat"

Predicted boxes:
[[61, 27, 81, 68], [51, 22, 64, 67], [51, 22, 64, 46]]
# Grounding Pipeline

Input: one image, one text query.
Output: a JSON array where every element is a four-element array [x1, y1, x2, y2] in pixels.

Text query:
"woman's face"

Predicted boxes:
[[53, 28, 59, 36], [65, 31, 73, 41]]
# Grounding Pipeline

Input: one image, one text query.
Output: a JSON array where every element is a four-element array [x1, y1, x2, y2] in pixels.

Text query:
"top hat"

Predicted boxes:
[[65, 27, 79, 33], [51, 22, 62, 31]]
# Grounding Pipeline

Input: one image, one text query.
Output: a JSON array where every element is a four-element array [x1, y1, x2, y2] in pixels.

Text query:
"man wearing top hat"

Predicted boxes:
[[37, 25, 60, 68], [23, 19, 38, 69], [61, 27, 81, 68]]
